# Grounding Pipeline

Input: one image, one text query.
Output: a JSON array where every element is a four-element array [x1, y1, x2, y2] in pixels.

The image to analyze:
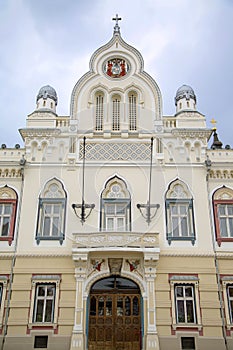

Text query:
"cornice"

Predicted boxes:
[[19, 128, 61, 140]]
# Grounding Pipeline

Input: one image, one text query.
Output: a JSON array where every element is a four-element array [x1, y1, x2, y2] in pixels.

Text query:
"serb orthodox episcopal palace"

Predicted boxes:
[[0, 16, 233, 350]]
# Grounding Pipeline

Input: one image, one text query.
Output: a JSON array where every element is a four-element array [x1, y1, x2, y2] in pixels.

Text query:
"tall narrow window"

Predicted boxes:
[[100, 176, 131, 231], [33, 283, 56, 323], [213, 187, 233, 246], [129, 92, 137, 131], [0, 186, 17, 245], [165, 180, 195, 245], [112, 95, 120, 131], [36, 179, 66, 245], [0, 276, 8, 328], [170, 275, 201, 330], [95, 93, 104, 131], [29, 275, 60, 328]]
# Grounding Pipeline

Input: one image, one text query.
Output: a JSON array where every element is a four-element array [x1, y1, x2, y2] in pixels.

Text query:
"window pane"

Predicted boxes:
[[220, 218, 228, 237], [2, 217, 10, 236], [181, 217, 188, 236], [43, 217, 51, 236], [106, 297, 112, 316], [47, 286, 55, 297], [53, 204, 61, 214], [228, 205, 233, 216], [172, 218, 179, 237], [98, 297, 104, 316], [38, 286, 45, 297], [125, 296, 131, 316], [171, 205, 178, 214], [228, 286, 233, 298], [218, 205, 226, 215], [133, 296, 139, 315], [35, 300, 44, 322], [186, 300, 195, 323], [116, 204, 126, 215], [117, 218, 124, 230], [44, 204, 52, 214], [52, 217, 59, 236], [107, 218, 114, 230], [45, 300, 53, 322], [106, 205, 115, 215], [176, 286, 183, 297], [185, 286, 193, 297], [229, 218, 233, 237], [180, 205, 188, 215], [177, 300, 185, 322], [117, 296, 123, 316], [4, 205, 12, 215]]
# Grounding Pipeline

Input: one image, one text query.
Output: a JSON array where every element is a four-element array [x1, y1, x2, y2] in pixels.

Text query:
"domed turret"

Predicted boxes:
[[36, 85, 58, 113], [175, 84, 196, 113]]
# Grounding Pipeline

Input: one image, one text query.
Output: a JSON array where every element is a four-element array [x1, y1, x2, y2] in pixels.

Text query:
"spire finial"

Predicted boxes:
[[210, 118, 217, 130], [112, 14, 122, 34]]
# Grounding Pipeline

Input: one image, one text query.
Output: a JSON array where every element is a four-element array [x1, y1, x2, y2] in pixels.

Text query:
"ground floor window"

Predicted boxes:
[[170, 275, 201, 330], [28, 275, 60, 329]]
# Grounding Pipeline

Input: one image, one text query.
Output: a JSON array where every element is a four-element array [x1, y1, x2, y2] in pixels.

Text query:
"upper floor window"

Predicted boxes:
[[36, 179, 66, 245], [100, 176, 131, 232], [165, 180, 195, 245], [112, 95, 121, 131], [213, 187, 233, 246], [128, 92, 137, 131], [95, 92, 104, 131], [0, 186, 17, 246]]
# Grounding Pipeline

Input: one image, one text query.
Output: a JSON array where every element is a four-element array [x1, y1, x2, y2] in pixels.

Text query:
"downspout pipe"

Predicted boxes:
[[1, 157, 26, 350]]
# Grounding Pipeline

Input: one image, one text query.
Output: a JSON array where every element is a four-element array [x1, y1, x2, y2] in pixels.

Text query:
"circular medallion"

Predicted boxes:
[[103, 58, 130, 78]]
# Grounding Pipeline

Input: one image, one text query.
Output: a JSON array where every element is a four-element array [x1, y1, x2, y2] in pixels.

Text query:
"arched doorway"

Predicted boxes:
[[88, 276, 142, 350]]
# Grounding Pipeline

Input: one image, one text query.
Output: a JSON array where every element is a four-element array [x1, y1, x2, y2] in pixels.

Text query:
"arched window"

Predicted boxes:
[[100, 176, 131, 231], [213, 187, 233, 246], [112, 95, 121, 131], [0, 186, 17, 246], [36, 179, 66, 245], [128, 92, 137, 131], [95, 92, 104, 131], [165, 180, 195, 245]]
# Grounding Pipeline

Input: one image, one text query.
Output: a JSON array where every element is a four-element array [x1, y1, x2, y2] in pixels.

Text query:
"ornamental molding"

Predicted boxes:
[[20, 128, 61, 141], [72, 232, 159, 249], [209, 169, 233, 180], [0, 168, 22, 178], [79, 141, 151, 161], [172, 129, 212, 140], [160, 252, 215, 257]]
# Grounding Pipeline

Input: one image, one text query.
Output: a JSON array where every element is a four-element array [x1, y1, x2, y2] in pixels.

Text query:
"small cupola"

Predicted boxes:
[[175, 84, 196, 113], [36, 85, 58, 113]]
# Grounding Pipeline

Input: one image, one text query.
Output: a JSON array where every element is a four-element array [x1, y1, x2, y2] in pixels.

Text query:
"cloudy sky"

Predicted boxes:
[[0, 0, 232, 147]]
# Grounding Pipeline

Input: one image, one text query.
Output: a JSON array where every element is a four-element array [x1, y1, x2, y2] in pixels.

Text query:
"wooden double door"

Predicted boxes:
[[88, 276, 142, 350]]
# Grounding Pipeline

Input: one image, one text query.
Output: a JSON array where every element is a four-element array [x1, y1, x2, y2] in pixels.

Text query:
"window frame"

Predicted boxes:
[[170, 276, 201, 331], [0, 199, 17, 246], [214, 199, 233, 246], [36, 198, 66, 245], [166, 198, 195, 245], [28, 275, 61, 330], [100, 198, 131, 232], [222, 277, 233, 330], [0, 276, 8, 328]]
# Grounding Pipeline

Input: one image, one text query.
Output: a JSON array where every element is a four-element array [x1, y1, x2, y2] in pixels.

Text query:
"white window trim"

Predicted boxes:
[[222, 277, 233, 330], [28, 275, 61, 329], [0, 276, 8, 328], [170, 276, 201, 331]]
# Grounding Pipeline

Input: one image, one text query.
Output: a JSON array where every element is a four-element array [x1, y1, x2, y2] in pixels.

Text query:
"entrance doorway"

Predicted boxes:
[[88, 276, 142, 350]]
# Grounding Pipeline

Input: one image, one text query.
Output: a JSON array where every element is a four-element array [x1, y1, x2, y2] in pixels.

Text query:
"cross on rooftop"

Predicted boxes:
[[210, 118, 217, 130], [112, 14, 122, 34]]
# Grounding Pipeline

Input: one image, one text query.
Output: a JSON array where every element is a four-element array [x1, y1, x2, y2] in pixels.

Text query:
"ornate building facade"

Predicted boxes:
[[0, 17, 233, 350]]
